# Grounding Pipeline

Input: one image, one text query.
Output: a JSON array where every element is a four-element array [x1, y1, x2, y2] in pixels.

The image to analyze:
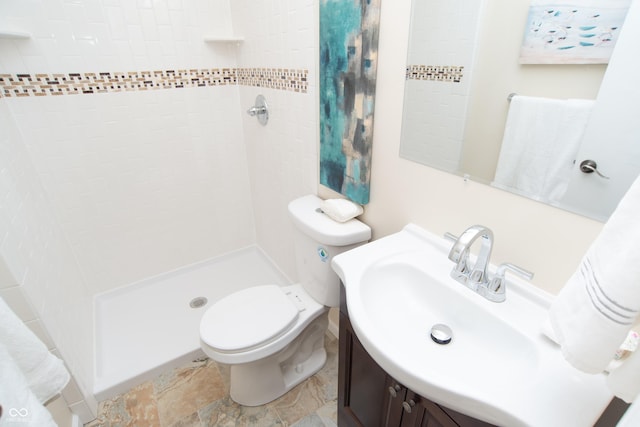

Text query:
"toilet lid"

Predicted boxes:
[[200, 285, 299, 352]]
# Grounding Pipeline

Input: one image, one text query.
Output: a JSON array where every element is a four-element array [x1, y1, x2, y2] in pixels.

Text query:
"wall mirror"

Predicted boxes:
[[399, 0, 639, 222]]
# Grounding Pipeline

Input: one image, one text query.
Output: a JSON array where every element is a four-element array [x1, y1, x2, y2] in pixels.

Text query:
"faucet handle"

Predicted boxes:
[[444, 232, 458, 242], [485, 263, 534, 302], [495, 263, 534, 281]]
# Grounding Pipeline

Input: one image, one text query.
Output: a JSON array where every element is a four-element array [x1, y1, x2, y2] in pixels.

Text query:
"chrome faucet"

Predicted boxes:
[[447, 225, 493, 290], [446, 225, 533, 302]]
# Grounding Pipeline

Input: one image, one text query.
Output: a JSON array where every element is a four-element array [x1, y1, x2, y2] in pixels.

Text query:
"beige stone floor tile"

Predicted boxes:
[[87, 334, 338, 427], [198, 396, 284, 427], [290, 413, 326, 427], [87, 381, 160, 427], [215, 361, 231, 391], [123, 382, 161, 427], [314, 338, 338, 402], [154, 358, 226, 426], [167, 411, 203, 427], [315, 401, 338, 427], [269, 376, 327, 426]]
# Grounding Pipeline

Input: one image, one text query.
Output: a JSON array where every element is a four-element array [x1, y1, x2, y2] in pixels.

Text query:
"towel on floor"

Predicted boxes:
[[0, 342, 57, 426], [320, 198, 364, 223], [493, 96, 594, 203], [548, 174, 640, 378], [0, 296, 70, 403]]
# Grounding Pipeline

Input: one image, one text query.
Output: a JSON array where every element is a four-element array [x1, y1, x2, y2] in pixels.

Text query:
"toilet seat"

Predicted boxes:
[[200, 285, 300, 353]]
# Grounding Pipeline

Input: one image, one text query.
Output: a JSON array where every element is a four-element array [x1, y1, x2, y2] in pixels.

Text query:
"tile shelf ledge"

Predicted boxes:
[[0, 30, 31, 39], [203, 36, 244, 43]]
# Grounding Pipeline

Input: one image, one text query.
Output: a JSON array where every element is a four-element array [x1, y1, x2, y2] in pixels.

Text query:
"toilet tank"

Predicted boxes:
[[288, 195, 371, 307]]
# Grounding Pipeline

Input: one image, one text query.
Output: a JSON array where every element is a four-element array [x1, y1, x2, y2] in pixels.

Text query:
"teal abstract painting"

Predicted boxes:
[[319, 0, 381, 205]]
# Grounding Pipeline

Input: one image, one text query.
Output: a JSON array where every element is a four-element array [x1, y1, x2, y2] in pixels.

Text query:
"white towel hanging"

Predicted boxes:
[[493, 96, 594, 203], [0, 296, 70, 403], [548, 174, 640, 385], [0, 342, 58, 426]]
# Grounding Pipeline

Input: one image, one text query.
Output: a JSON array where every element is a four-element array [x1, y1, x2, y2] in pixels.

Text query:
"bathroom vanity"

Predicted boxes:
[[338, 283, 631, 427], [338, 284, 494, 427], [332, 224, 624, 427]]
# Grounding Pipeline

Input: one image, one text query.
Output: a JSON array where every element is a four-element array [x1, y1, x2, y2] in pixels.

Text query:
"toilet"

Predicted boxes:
[[199, 194, 371, 406]]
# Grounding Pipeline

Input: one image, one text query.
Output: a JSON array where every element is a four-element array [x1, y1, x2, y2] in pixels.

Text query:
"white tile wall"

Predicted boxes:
[[0, 257, 17, 288], [240, 86, 317, 280], [0, 0, 254, 420], [400, 0, 483, 171], [0, 0, 320, 421], [0, 100, 96, 421], [0, 0, 238, 73], [233, 0, 318, 281], [0, 285, 37, 322], [8, 86, 255, 294], [231, 0, 315, 67]]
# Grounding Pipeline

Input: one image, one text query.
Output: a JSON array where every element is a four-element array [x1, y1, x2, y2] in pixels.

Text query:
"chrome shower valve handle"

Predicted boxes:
[[247, 94, 269, 125]]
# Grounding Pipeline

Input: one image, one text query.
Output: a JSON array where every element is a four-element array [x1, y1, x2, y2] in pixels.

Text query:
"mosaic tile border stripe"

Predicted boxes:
[[406, 65, 464, 83], [0, 67, 308, 98], [238, 68, 308, 93]]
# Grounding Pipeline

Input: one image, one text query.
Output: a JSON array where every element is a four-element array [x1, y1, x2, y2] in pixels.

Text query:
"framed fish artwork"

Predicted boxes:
[[520, 0, 631, 64]]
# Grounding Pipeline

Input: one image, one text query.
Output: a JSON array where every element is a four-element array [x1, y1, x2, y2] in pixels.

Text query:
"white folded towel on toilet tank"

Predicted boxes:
[[548, 175, 640, 393], [320, 198, 364, 223]]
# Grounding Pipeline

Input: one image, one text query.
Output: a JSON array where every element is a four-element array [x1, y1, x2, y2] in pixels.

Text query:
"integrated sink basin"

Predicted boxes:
[[331, 224, 612, 427], [360, 256, 538, 391]]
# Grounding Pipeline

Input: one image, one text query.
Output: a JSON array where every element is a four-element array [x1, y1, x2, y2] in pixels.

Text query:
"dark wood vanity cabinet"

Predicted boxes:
[[338, 308, 387, 426], [338, 284, 629, 427], [381, 376, 495, 427], [338, 285, 495, 427]]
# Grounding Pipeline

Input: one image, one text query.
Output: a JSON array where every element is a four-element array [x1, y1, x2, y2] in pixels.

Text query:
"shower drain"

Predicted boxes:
[[189, 297, 208, 309]]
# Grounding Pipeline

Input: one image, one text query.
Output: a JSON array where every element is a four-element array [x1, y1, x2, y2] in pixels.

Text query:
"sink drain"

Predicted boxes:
[[430, 324, 452, 345], [189, 297, 208, 309]]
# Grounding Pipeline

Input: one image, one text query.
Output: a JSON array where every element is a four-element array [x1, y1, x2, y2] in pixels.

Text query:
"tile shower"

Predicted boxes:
[[0, 0, 318, 422]]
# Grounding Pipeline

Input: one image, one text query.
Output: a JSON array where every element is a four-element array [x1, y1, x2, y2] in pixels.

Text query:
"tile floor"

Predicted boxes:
[[85, 334, 338, 427]]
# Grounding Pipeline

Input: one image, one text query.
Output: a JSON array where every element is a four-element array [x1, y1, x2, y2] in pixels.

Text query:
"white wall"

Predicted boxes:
[[0, 100, 96, 418], [0, 0, 255, 418], [6, 88, 255, 294], [0, 0, 237, 72], [0, 0, 254, 295], [400, 0, 482, 171], [232, 0, 318, 281], [0, 0, 319, 418]]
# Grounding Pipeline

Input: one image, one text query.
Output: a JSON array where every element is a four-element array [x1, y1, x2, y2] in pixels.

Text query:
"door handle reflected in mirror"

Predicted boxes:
[[579, 160, 610, 180]]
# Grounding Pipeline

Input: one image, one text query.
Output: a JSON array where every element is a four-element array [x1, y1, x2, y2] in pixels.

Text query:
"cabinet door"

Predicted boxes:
[[397, 391, 458, 427], [382, 376, 407, 427], [338, 311, 388, 427]]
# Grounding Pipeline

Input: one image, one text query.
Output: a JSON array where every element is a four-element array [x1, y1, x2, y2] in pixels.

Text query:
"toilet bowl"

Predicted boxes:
[[199, 194, 370, 406], [200, 284, 328, 406]]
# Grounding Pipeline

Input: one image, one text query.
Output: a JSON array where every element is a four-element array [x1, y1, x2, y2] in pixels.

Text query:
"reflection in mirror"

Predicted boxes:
[[399, 0, 638, 221]]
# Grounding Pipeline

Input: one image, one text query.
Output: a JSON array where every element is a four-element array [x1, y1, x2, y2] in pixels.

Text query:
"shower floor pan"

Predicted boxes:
[[93, 245, 290, 401]]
